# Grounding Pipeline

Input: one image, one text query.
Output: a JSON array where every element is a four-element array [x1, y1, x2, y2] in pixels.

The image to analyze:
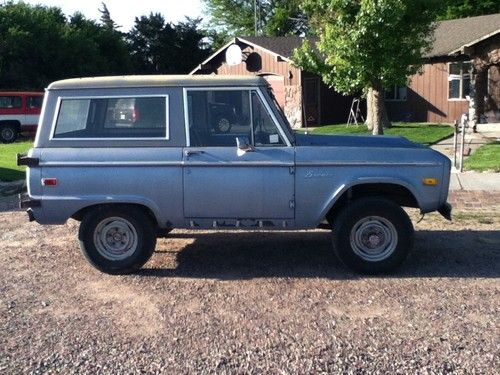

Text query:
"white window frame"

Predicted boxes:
[[183, 87, 292, 147], [50, 94, 170, 141], [448, 62, 472, 101]]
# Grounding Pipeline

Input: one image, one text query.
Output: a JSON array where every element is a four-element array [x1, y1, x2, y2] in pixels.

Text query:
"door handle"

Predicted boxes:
[[184, 149, 205, 157]]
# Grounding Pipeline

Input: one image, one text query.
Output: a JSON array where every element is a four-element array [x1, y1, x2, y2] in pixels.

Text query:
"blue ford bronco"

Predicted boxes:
[[18, 75, 451, 274]]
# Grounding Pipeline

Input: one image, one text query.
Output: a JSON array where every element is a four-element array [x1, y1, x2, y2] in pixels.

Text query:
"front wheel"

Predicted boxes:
[[79, 206, 156, 274], [332, 197, 414, 274]]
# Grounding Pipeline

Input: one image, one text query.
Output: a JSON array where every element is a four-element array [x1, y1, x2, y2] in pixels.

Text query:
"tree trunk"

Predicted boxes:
[[366, 82, 391, 135], [472, 67, 487, 132]]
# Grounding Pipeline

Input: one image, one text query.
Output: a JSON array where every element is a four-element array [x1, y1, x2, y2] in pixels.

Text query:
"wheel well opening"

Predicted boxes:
[[71, 203, 158, 227], [326, 183, 419, 223], [0, 120, 21, 130]]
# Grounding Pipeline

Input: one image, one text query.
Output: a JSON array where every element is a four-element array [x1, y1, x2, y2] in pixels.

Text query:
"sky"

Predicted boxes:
[[22, 0, 205, 31]]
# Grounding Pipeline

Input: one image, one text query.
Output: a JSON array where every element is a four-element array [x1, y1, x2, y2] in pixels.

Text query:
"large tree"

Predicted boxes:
[[437, 0, 499, 20], [203, 0, 308, 37], [127, 14, 211, 74], [0, 1, 132, 89], [294, 0, 438, 134]]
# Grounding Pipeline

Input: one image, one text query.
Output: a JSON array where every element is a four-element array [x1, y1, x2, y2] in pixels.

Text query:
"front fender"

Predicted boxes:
[[316, 177, 422, 226]]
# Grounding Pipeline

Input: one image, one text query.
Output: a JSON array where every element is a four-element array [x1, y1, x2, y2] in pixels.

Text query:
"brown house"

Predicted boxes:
[[190, 36, 355, 128], [191, 13, 500, 127], [386, 13, 500, 124]]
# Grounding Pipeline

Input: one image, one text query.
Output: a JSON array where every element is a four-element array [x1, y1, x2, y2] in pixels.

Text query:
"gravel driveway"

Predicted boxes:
[[1, 210, 499, 373]]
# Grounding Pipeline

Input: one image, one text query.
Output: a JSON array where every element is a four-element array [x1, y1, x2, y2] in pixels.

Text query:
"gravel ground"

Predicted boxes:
[[0, 209, 499, 374]]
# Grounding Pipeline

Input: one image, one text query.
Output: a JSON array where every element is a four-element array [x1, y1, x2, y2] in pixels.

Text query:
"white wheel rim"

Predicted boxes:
[[93, 217, 138, 261], [349, 216, 398, 262], [1, 128, 14, 141]]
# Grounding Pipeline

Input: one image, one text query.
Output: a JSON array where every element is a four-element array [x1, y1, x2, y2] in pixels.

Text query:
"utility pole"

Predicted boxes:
[[254, 0, 258, 36]]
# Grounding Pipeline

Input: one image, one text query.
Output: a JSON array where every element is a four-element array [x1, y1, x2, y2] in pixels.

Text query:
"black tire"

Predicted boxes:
[[0, 124, 18, 143], [332, 197, 414, 274], [78, 206, 156, 274]]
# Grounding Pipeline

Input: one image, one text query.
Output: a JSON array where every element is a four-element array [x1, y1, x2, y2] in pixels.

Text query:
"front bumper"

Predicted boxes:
[[438, 202, 452, 221]]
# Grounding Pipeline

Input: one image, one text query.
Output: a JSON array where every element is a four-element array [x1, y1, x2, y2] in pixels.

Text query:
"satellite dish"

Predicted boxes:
[[225, 44, 242, 66]]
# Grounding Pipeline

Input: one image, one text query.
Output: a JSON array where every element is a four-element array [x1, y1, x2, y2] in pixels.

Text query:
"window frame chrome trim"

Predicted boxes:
[[182, 86, 292, 147], [49, 94, 170, 141]]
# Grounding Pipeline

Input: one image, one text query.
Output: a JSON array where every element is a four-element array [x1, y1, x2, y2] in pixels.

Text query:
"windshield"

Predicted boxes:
[[265, 87, 295, 144]]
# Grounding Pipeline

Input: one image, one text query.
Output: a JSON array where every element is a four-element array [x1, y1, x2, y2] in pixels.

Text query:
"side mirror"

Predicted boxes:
[[236, 136, 254, 156]]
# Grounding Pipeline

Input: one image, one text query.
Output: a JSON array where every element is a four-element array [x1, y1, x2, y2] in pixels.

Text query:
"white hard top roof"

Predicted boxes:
[[48, 75, 268, 90]]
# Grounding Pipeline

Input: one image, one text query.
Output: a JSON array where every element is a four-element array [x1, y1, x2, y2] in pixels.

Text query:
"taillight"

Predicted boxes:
[[41, 178, 57, 186]]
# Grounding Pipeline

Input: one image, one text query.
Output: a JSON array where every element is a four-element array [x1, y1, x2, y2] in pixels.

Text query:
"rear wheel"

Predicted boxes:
[[0, 124, 18, 143], [332, 197, 413, 274], [79, 206, 156, 274]]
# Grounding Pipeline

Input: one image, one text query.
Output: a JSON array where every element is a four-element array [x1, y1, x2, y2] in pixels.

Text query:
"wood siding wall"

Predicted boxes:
[[213, 46, 301, 87], [386, 63, 468, 123]]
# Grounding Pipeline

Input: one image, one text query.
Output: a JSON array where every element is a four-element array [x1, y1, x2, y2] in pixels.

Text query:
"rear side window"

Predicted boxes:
[[53, 96, 168, 139], [28, 96, 43, 109], [0, 96, 22, 108]]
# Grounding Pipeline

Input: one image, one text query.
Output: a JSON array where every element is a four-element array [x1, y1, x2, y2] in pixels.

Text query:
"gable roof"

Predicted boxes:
[[190, 13, 500, 74], [238, 36, 306, 59], [428, 13, 500, 57]]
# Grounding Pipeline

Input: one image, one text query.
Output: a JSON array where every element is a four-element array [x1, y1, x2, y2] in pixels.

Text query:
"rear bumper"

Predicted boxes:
[[438, 202, 452, 221], [19, 193, 40, 222], [19, 193, 41, 209]]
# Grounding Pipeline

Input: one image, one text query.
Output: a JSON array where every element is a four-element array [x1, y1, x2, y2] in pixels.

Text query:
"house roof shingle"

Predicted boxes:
[[241, 13, 500, 59], [428, 13, 500, 57], [238, 36, 306, 59]]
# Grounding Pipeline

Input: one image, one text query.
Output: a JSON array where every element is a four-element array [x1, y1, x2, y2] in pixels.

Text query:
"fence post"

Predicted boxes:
[[459, 114, 468, 172], [453, 120, 458, 169]]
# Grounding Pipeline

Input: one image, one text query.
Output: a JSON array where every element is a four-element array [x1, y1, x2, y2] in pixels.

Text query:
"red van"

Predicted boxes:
[[0, 92, 44, 143]]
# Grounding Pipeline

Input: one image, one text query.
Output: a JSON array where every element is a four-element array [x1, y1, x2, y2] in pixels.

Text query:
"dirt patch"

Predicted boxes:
[[0, 210, 499, 373]]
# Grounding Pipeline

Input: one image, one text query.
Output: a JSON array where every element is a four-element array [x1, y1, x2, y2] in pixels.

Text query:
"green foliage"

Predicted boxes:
[[302, 123, 454, 145], [0, 140, 32, 181], [202, 0, 308, 36], [437, 0, 500, 20], [464, 142, 500, 172], [0, 1, 132, 90], [99, 2, 118, 30], [127, 15, 211, 74], [0, 2, 212, 89], [294, 0, 439, 95]]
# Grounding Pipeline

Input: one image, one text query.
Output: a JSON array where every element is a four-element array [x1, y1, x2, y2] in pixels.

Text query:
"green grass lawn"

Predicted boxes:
[[0, 141, 33, 181], [299, 122, 455, 145], [464, 142, 500, 172]]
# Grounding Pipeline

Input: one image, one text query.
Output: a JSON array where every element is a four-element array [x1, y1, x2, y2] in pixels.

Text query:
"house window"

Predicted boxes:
[[448, 62, 472, 100], [385, 86, 407, 101]]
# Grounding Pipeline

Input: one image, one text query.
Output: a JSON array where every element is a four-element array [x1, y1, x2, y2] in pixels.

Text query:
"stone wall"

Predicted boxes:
[[284, 85, 302, 128]]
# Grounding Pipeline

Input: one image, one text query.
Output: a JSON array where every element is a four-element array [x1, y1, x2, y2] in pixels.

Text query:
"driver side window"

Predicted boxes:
[[186, 89, 285, 147], [187, 90, 251, 147]]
